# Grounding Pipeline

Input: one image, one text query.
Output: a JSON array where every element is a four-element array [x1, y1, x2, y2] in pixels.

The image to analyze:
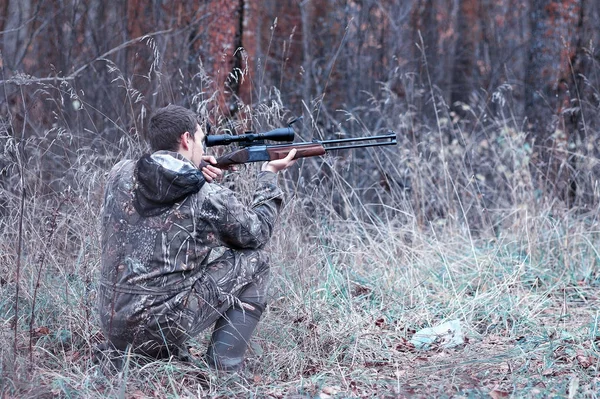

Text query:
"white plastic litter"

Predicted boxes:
[[410, 319, 464, 350]]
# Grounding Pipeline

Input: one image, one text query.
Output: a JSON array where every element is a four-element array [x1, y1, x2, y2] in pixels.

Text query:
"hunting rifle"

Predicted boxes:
[[203, 124, 397, 169]]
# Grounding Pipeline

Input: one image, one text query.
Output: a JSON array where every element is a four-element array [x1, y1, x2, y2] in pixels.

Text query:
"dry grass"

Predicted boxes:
[[1, 61, 600, 399]]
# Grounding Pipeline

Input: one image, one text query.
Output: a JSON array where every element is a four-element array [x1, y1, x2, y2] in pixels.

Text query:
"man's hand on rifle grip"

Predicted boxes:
[[200, 155, 223, 182]]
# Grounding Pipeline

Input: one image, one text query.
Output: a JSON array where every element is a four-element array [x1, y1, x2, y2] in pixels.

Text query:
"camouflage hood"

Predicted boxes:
[[133, 151, 205, 217]]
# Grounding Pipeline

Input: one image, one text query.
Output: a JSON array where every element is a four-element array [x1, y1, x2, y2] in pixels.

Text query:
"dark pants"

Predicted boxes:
[[103, 249, 270, 358]]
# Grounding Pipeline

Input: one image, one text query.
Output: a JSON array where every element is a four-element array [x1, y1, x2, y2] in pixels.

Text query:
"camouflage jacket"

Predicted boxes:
[[98, 151, 283, 346]]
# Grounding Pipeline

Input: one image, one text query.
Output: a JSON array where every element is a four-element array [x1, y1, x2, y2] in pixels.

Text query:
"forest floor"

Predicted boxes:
[[2, 201, 600, 398]]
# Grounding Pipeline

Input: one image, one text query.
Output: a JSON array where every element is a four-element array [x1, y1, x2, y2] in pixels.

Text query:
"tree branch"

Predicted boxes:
[[0, 28, 175, 85]]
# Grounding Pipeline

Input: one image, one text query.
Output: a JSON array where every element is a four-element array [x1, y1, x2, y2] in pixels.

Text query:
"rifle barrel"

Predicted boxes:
[[320, 133, 396, 145], [323, 140, 397, 151], [320, 133, 397, 150]]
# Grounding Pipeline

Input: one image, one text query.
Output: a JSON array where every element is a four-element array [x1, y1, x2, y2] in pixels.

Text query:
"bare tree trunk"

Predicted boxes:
[[300, 0, 312, 124], [450, 0, 481, 110], [411, 0, 438, 76], [2, 0, 32, 70], [201, 0, 245, 118], [525, 0, 583, 201], [240, 0, 259, 106], [562, 0, 597, 207]]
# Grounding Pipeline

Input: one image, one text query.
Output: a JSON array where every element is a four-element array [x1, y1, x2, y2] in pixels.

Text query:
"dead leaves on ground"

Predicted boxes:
[[489, 388, 511, 399]]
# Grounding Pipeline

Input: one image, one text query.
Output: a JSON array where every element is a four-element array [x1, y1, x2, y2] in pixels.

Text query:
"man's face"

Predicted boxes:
[[189, 124, 206, 168]]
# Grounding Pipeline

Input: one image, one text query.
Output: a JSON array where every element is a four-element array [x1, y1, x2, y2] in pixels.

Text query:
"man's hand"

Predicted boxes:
[[200, 156, 223, 182], [261, 149, 297, 173]]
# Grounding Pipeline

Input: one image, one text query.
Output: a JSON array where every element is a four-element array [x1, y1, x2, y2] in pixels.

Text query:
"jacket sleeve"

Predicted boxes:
[[197, 171, 284, 249]]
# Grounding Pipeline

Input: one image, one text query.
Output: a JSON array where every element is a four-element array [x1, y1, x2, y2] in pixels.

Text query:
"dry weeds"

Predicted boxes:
[[1, 57, 600, 399]]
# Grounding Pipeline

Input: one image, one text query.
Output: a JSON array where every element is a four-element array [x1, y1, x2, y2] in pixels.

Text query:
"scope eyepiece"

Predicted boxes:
[[206, 127, 295, 147]]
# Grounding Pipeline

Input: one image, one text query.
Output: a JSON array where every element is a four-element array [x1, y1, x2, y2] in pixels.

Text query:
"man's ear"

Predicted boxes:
[[180, 131, 191, 151]]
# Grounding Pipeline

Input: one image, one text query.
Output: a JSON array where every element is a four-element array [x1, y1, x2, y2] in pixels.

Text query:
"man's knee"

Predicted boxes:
[[228, 248, 270, 279], [245, 249, 270, 275]]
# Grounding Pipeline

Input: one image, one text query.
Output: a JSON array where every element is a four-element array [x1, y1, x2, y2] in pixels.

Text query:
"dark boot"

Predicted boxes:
[[205, 301, 264, 372]]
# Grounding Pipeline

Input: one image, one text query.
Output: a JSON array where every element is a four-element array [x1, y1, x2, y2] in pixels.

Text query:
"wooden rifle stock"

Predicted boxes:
[[267, 143, 326, 160], [212, 149, 250, 168]]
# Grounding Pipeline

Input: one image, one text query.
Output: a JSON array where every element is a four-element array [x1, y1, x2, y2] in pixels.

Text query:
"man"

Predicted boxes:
[[97, 104, 296, 371]]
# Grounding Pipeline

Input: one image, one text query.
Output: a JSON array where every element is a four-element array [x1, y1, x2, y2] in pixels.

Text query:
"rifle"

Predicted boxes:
[[204, 126, 397, 169]]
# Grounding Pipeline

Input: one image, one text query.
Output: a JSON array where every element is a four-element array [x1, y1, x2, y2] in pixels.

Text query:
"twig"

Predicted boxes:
[[28, 200, 63, 370], [13, 87, 28, 368], [14, 166, 25, 365], [314, 19, 351, 137]]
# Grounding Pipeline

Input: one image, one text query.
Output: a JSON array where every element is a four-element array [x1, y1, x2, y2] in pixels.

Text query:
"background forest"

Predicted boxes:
[[1, 1, 600, 398]]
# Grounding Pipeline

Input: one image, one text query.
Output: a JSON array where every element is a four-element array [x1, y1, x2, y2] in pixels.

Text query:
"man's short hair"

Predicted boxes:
[[147, 105, 200, 152]]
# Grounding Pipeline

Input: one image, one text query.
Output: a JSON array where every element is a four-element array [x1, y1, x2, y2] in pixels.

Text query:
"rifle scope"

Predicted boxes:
[[206, 127, 295, 147]]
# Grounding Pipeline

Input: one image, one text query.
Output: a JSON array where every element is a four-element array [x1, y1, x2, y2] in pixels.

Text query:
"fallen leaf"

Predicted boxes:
[[293, 315, 307, 324], [128, 390, 146, 399], [489, 389, 510, 399], [322, 386, 340, 395], [576, 350, 592, 368], [542, 368, 555, 376], [302, 364, 318, 377], [395, 337, 416, 352], [267, 389, 285, 398], [553, 345, 569, 362], [33, 326, 51, 337], [568, 376, 579, 399], [352, 282, 371, 297]]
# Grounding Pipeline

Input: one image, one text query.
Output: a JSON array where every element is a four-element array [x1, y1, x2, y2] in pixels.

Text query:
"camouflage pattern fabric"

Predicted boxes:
[[98, 151, 282, 356]]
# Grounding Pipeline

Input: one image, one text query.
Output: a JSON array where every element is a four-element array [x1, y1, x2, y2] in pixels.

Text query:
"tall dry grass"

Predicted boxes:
[[1, 53, 600, 399]]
